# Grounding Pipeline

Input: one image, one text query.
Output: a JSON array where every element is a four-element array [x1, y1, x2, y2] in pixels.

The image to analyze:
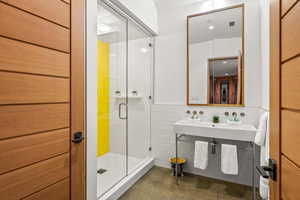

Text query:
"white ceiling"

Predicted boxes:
[[153, 0, 209, 7], [97, 4, 149, 43], [189, 7, 242, 44]]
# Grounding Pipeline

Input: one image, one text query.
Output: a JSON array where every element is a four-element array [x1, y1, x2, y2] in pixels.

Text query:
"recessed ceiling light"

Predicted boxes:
[[223, 61, 227, 64], [208, 25, 215, 30], [140, 48, 148, 53]]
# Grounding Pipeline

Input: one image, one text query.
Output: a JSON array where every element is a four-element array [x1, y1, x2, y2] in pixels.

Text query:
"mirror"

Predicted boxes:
[[187, 5, 244, 106]]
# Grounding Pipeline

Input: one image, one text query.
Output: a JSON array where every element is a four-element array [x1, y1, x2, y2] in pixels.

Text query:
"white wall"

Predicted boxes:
[[154, 0, 261, 107], [152, 0, 262, 186], [189, 37, 241, 104], [189, 41, 211, 104], [110, 0, 158, 34], [260, 0, 270, 110]]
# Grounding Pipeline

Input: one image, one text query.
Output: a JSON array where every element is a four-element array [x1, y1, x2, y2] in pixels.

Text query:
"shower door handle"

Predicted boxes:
[[118, 103, 127, 120]]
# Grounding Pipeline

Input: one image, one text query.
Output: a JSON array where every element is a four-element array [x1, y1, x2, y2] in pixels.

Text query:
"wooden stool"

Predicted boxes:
[[170, 157, 186, 177]]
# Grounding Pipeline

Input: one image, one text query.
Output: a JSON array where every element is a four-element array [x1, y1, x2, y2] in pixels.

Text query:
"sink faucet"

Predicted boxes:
[[191, 110, 198, 119], [232, 112, 238, 121]]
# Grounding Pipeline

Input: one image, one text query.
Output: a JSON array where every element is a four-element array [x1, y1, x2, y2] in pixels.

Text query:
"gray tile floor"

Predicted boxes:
[[119, 166, 260, 200]]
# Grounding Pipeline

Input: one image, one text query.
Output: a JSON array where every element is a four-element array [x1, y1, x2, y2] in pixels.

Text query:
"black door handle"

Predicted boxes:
[[256, 159, 276, 181], [72, 132, 84, 143], [256, 166, 270, 178]]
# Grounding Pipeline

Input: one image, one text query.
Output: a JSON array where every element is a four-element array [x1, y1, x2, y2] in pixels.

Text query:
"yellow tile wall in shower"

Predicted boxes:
[[98, 40, 110, 157]]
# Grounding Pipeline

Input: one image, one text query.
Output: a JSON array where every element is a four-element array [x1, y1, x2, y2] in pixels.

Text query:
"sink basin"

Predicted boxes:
[[173, 120, 257, 142]]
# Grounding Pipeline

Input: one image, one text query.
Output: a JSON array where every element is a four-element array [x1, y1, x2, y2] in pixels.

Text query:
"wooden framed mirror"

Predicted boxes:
[[187, 5, 244, 106]]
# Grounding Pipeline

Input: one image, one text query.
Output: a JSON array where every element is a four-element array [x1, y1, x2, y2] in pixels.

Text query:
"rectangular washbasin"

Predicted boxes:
[[173, 120, 257, 142]]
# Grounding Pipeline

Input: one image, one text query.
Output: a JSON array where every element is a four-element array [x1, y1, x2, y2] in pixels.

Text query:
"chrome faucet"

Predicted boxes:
[[191, 110, 198, 119], [232, 112, 238, 121]]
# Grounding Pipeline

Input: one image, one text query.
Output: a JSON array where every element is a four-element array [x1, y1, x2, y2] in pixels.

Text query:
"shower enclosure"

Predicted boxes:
[[96, 1, 153, 198]]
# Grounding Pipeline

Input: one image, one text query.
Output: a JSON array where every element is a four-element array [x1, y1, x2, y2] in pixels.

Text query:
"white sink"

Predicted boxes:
[[173, 119, 257, 142]]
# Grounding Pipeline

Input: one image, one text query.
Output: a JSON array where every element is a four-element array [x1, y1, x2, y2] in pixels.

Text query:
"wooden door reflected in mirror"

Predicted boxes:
[[207, 56, 242, 105]]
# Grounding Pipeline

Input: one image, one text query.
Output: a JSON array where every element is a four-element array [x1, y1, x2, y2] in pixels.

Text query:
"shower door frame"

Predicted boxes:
[[98, 2, 129, 197], [98, 0, 155, 197]]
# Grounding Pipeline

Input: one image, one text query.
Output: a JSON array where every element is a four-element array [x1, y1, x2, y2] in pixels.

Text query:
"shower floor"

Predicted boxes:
[[97, 152, 145, 197]]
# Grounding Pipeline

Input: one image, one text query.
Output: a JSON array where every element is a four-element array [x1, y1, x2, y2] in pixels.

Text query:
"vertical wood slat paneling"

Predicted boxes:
[[281, 110, 300, 166], [0, 2, 70, 52], [0, 154, 70, 200], [23, 178, 70, 200], [279, 1, 300, 199], [281, 156, 300, 200], [0, 37, 70, 77], [0, 104, 69, 139], [0, 71, 70, 104], [71, 0, 86, 199], [0, 128, 70, 174], [281, 0, 298, 16], [281, 1, 300, 61], [1, 0, 70, 27], [281, 56, 300, 109]]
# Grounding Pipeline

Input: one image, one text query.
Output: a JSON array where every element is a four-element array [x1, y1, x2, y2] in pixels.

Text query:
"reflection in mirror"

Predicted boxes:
[[187, 5, 244, 106], [208, 57, 242, 104]]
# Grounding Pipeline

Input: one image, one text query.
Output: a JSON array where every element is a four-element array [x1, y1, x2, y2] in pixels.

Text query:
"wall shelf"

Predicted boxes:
[[113, 95, 143, 99]]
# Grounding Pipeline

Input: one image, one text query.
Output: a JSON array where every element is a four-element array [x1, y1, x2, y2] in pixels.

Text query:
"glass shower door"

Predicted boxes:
[[127, 21, 153, 173], [97, 3, 128, 197], [97, 1, 153, 197]]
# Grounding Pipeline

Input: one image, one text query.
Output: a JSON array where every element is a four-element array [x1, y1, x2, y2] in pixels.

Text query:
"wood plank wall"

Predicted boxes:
[[279, 0, 300, 199], [0, 0, 72, 199]]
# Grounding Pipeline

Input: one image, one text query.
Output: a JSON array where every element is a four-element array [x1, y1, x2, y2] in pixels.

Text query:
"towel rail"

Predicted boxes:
[[176, 135, 253, 150]]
